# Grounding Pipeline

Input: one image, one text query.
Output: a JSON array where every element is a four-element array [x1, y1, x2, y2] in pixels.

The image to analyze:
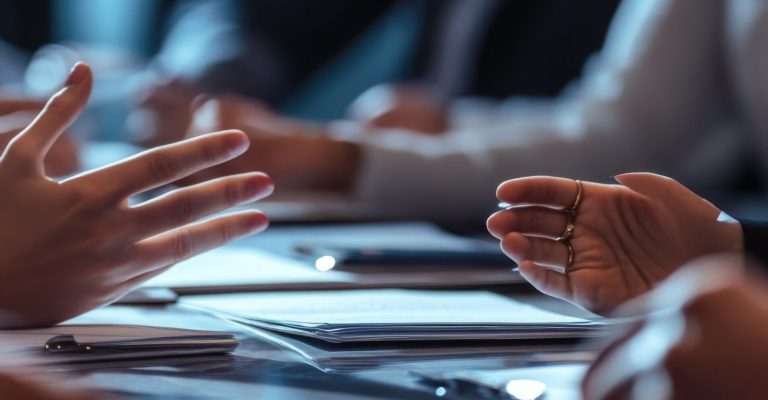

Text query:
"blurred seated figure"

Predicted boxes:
[[160, 0, 766, 229], [130, 0, 618, 145], [0, 63, 273, 329], [582, 256, 768, 400]]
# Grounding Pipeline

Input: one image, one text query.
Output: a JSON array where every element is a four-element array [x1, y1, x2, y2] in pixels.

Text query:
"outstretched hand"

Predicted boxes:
[[0, 63, 274, 328], [487, 173, 743, 314]]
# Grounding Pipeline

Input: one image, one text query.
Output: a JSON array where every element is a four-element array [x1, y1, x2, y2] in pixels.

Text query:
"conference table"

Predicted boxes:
[[34, 218, 594, 400], [66, 294, 590, 399]]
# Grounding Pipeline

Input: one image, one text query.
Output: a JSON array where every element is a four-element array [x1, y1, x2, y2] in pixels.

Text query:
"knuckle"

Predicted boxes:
[[220, 222, 234, 243], [201, 141, 220, 164], [224, 181, 240, 207], [171, 194, 196, 225], [172, 231, 194, 262], [148, 151, 178, 181]]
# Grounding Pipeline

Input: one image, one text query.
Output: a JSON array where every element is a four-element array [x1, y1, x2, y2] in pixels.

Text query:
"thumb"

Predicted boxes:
[[3, 62, 92, 176], [613, 172, 704, 204]]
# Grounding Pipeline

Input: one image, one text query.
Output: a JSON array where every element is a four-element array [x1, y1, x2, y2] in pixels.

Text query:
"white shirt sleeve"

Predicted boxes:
[[332, 0, 742, 225]]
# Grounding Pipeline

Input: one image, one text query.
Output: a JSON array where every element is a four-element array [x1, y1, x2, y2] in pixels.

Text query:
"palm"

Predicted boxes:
[[564, 186, 687, 311], [488, 173, 743, 314]]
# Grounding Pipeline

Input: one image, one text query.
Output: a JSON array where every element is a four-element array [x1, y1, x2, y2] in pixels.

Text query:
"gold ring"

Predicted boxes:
[[568, 180, 583, 215], [557, 213, 575, 242], [565, 241, 574, 268]]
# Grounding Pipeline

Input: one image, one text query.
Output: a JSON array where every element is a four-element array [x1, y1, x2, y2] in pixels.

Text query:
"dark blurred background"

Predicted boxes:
[[0, 0, 620, 139]]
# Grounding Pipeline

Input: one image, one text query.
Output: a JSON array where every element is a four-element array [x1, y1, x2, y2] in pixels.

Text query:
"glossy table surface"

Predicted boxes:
[[55, 289, 593, 400]]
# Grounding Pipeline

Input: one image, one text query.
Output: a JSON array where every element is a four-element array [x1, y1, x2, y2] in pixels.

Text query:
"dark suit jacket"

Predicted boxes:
[[741, 220, 768, 265]]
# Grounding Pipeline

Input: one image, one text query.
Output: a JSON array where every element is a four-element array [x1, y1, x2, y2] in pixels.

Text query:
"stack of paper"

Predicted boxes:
[[138, 246, 523, 295], [181, 290, 605, 343], [245, 327, 595, 371], [0, 325, 238, 366]]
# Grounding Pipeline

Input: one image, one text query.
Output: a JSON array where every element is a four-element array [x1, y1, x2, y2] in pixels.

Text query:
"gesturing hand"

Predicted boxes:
[[487, 173, 743, 314], [582, 257, 768, 400], [0, 63, 274, 328]]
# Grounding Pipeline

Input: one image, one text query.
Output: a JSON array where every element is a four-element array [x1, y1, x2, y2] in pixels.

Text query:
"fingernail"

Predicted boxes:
[[244, 213, 269, 234], [245, 175, 274, 200], [65, 62, 88, 86], [226, 132, 250, 156]]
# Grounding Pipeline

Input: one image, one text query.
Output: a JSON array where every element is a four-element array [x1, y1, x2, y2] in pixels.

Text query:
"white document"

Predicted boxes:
[[181, 290, 605, 343], [141, 247, 355, 291]]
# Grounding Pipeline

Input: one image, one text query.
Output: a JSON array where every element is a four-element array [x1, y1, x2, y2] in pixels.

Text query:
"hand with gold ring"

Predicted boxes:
[[487, 173, 744, 314]]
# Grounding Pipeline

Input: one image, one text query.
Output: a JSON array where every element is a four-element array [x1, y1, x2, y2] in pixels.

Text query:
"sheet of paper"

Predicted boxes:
[[182, 290, 592, 325], [142, 247, 354, 289]]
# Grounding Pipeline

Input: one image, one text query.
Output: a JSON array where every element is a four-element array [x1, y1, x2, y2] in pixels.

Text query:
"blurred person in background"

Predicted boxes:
[[130, 0, 618, 145], [166, 0, 767, 231]]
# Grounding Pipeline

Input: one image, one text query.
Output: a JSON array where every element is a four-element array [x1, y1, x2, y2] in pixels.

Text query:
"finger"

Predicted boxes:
[[501, 233, 570, 269], [127, 210, 268, 276], [128, 172, 273, 239], [496, 176, 581, 209], [518, 260, 572, 301], [4, 63, 91, 175], [487, 206, 570, 240], [68, 130, 250, 201], [614, 172, 719, 219]]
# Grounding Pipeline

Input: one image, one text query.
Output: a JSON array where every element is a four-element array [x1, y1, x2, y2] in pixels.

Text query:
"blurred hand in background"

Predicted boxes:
[[182, 95, 360, 193], [347, 84, 448, 134], [583, 256, 768, 400], [125, 78, 201, 148]]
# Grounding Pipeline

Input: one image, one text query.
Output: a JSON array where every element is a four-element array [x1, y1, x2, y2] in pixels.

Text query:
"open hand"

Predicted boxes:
[[487, 173, 743, 314], [0, 63, 274, 328]]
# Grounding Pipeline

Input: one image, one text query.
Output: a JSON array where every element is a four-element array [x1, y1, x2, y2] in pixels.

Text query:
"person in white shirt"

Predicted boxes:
[[178, 0, 768, 227]]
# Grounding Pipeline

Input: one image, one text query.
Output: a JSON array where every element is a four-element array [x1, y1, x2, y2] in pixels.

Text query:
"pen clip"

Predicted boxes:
[[44, 334, 94, 353]]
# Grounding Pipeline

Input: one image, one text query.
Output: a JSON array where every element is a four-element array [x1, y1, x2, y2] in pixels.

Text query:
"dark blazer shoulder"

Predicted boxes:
[[739, 219, 768, 266]]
